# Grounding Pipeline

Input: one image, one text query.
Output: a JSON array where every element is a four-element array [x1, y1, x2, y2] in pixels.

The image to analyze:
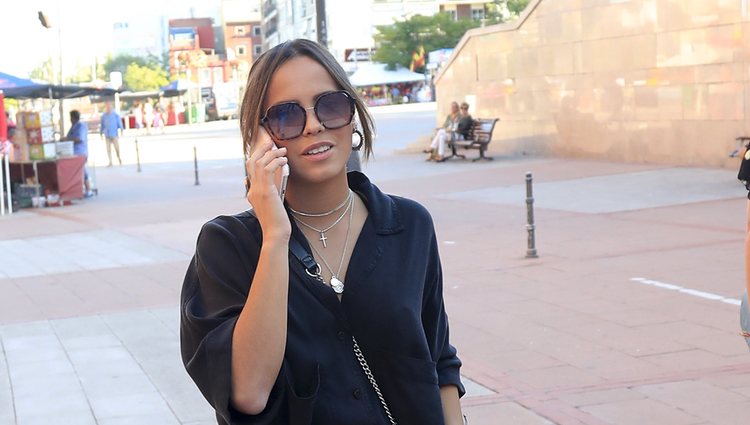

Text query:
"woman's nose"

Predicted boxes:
[[302, 106, 323, 136]]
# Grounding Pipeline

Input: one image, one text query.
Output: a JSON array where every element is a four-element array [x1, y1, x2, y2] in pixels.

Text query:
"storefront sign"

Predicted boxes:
[[345, 49, 376, 62]]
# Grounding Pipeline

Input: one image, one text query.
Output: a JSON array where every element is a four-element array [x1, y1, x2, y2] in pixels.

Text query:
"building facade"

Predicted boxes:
[[168, 18, 227, 87], [112, 16, 169, 58], [223, 0, 263, 82], [436, 0, 750, 167], [261, 0, 493, 67], [437, 1, 492, 21]]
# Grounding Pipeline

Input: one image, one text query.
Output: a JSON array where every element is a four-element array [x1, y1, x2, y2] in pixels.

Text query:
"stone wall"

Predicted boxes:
[[435, 0, 750, 167]]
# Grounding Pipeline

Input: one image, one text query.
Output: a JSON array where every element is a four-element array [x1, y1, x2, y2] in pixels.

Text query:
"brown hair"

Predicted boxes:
[[239, 39, 375, 160]]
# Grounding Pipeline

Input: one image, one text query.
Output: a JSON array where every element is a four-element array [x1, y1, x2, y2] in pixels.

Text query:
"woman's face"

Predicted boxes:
[[450, 103, 459, 114], [262, 56, 353, 185]]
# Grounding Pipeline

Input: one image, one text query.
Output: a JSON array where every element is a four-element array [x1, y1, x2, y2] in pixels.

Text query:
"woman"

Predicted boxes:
[[180, 39, 465, 425], [425, 101, 460, 161], [739, 149, 750, 348]]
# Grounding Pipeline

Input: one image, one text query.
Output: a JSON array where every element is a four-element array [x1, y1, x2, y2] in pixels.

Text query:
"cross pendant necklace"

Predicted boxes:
[[293, 194, 353, 248]]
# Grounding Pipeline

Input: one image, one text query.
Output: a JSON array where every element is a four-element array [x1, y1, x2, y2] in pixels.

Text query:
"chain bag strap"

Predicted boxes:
[[352, 336, 397, 425]]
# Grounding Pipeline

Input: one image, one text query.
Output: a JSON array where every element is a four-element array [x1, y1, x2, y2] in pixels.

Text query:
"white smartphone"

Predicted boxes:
[[272, 143, 289, 200]]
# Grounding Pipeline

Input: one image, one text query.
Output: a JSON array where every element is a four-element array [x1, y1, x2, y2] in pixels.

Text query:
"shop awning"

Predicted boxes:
[[348, 63, 427, 87], [161, 80, 192, 97], [119, 90, 162, 100], [0, 72, 117, 99]]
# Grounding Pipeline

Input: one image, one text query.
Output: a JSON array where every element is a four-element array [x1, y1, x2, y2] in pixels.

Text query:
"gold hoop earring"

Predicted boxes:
[[352, 129, 364, 151]]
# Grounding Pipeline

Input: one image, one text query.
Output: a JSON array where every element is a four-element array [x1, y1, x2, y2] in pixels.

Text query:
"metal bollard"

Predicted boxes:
[[135, 138, 142, 173], [525, 172, 538, 258], [194, 145, 200, 186], [0, 154, 7, 215], [4, 154, 11, 214]]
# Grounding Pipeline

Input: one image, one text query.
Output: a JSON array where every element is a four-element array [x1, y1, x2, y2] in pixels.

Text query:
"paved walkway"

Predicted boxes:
[[1, 116, 749, 424]]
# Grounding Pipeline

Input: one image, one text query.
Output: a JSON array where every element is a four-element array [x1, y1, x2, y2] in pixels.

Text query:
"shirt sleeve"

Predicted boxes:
[[422, 226, 465, 397], [181, 217, 312, 424]]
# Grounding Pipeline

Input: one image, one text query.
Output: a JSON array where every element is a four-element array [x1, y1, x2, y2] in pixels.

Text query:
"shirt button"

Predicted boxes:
[[352, 388, 362, 400], [337, 331, 346, 341]]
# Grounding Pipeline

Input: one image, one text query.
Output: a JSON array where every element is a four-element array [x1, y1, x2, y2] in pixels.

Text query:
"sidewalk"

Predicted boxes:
[[1, 138, 749, 424]]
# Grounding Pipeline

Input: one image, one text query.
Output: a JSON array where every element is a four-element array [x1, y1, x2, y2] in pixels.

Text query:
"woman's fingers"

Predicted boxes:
[[245, 140, 286, 195], [246, 127, 274, 179]]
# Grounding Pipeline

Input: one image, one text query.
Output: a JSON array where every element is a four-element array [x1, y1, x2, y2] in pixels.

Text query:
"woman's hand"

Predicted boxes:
[[246, 128, 291, 241]]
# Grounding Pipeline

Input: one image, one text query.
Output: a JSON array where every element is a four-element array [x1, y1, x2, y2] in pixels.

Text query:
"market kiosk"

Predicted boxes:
[[0, 72, 117, 208], [9, 110, 85, 206]]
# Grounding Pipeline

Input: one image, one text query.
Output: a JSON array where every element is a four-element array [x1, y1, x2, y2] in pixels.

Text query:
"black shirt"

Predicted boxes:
[[181, 172, 464, 425], [456, 115, 474, 139]]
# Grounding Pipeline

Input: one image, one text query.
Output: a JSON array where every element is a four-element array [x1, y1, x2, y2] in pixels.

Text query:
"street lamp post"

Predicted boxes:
[[38, 11, 66, 135]]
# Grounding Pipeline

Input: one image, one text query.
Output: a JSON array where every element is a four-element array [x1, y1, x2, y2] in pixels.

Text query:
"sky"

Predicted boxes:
[[1, 0, 221, 79]]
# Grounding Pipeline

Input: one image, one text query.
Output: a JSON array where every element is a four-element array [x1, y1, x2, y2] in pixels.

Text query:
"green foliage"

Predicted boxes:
[[29, 59, 54, 83], [102, 54, 169, 91], [507, 0, 531, 16], [487, 0, 531, 24], [373, 12, 482, 71], [3, 97, 19, 112], [122, 63, 169, 92], [69, 63, 104, 84], [103, 53, 165, 76]]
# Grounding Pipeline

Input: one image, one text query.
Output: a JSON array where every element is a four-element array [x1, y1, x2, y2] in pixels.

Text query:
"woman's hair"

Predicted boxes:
[[239, 39, 375, 160]]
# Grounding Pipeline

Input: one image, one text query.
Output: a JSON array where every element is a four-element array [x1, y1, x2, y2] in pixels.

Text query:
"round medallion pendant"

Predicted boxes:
[[330, 277, 345, 294]]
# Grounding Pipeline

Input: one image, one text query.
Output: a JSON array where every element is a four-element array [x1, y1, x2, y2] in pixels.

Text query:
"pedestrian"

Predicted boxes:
[[153, 104, 165, 134], [180, 38, 465, 425], [61, 110, 93, 198], [100, 103, 123, 167], [132, 101, 143, 134], [425, 101, 460, 161], [737, 144, 750, 350], [143, 101, 154, 135]]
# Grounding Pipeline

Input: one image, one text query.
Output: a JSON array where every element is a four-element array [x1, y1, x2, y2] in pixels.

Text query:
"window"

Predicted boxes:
[[254, 45, 262, 55], [445, 10, 457, 21], [253, 26, 261, 36], [471, 8, 485, 21], [235, 26, 245, 36], [237, 45, 247, 56]]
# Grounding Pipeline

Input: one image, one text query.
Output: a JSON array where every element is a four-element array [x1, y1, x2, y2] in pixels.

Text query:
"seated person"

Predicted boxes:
[[424, 101, 459, 157], [427, 102, 473, 162]]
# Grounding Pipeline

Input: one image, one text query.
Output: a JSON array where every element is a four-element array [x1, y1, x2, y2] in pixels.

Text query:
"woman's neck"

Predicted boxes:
[[285, 173, 351, 217]]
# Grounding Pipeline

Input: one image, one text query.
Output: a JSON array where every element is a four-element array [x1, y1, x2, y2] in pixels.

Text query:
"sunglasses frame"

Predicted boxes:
[[260, 90, 356, 141]]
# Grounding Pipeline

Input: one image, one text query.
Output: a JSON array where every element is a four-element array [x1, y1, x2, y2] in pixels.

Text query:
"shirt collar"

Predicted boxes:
[[347, 171, 403, 235]]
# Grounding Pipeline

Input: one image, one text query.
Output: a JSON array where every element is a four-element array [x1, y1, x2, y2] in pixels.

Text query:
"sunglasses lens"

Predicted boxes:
[[316, 92, 353, 129], [266, 103, 305, 140]]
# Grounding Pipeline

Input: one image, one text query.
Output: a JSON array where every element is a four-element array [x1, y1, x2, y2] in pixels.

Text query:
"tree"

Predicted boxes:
[[29, 59, 54, 83], [103, 53, 165, 76], [101, 54, 169, 91], [487, 0, 531, 24], [373, 13, 482, 71], [122, 63, 169, 92]]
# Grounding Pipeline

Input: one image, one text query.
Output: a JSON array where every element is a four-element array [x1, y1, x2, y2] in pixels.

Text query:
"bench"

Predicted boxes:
[[446, 118, 499, 162]]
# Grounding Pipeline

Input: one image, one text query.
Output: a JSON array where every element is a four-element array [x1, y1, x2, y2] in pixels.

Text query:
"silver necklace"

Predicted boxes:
[[292, 194, 353, 248], [288, 190, 352, 217], [306, 196, 355, 294]]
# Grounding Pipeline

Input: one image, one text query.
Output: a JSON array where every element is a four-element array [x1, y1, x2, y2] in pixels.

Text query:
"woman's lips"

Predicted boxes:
[[301, 142, 334, 161]]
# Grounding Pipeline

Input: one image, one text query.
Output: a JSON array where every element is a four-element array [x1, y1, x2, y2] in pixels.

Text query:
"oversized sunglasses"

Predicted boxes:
[[260, 90, 356, 141]]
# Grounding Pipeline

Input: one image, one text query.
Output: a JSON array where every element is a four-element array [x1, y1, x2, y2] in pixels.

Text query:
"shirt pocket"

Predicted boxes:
[[285, 362, 320, 425], [366, 349, 444, 425]]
